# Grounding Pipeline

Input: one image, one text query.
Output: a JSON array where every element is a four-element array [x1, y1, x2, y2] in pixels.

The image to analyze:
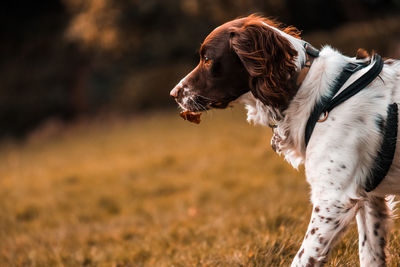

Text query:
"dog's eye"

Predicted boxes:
[[204, 56, 212, 65]]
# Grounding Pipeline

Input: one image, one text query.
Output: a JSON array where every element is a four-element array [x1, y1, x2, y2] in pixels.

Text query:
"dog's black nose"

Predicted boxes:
[[170, 84, 181, 98]]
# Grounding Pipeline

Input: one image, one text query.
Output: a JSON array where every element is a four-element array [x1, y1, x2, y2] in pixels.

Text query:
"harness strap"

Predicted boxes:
[[324, 55, 384, 113], [305, 55, 384, 146]]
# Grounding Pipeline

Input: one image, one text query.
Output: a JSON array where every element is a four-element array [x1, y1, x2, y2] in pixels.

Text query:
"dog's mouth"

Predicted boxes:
[[176, 95, 234, 113], [175, 94, 237, 124]]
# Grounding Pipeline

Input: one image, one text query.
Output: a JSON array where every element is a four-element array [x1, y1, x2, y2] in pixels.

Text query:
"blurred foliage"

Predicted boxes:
[[1, 0, 400, 136]]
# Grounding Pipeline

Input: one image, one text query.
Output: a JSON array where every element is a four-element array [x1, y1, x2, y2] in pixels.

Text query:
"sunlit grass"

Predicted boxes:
[[0, 109, 399, 266]]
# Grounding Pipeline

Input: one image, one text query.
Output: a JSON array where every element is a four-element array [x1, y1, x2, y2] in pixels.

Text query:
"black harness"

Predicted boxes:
[[303, 48, 398, 192]]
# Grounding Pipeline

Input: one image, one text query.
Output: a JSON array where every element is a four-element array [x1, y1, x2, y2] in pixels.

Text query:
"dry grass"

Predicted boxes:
[[0, 109, 399, 266]]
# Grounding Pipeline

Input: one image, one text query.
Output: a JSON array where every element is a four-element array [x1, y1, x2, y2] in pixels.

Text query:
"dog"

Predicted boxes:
[[170, 14, 400, 266]]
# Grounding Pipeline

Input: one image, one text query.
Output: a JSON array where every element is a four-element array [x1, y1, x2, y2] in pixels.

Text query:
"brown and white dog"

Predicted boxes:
[[170, 15, 400, 266]]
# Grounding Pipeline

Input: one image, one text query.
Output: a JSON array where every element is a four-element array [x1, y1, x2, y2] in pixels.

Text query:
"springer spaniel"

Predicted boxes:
[[170, 15, 400, 266]]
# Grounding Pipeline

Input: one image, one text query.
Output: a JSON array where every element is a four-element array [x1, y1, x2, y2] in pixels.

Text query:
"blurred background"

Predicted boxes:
[[1, 1, 400, 266], [1, 0, 400, 137]]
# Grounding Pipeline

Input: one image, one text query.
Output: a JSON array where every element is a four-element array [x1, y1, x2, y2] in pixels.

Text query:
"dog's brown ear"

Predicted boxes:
[[229, 20, 298, 109]]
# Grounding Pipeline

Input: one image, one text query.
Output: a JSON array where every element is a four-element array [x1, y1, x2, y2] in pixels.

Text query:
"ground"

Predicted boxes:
[[0, 109, 399, 266]]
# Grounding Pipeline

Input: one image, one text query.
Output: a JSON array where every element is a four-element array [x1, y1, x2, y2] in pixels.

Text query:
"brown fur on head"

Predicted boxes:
[[229, 16, 300, 109]]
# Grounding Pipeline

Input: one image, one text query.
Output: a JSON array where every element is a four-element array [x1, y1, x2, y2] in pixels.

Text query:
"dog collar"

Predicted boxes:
[[296, 43, 320, 87], [267, 44, 319, 129]]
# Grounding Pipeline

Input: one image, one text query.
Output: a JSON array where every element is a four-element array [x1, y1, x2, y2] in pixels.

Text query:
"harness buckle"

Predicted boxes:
[[304, 43, 320, 57], [344, 62, 364, 73]]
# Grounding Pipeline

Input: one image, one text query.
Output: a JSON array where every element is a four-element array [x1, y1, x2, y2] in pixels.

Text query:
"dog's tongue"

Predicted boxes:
[[179, 111, 202, 124]]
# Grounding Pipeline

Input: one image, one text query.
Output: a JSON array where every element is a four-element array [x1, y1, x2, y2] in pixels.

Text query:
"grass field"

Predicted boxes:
[[0, 109, 399, 266]]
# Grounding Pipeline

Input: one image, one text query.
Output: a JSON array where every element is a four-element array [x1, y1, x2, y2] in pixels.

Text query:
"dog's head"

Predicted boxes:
[[170, 15, 301, 113]]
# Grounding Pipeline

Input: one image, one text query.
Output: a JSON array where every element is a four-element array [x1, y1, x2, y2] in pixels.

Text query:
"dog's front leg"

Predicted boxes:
[[356, 196, 392, 267], [291, 189, 359, 267], [291, 199, 358, 267]]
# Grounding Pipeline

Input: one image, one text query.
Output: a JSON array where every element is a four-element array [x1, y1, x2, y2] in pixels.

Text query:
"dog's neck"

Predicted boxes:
[[239, 46, 350, 168], [240, 38, 320, 129], [238, 28, 350, 169]]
